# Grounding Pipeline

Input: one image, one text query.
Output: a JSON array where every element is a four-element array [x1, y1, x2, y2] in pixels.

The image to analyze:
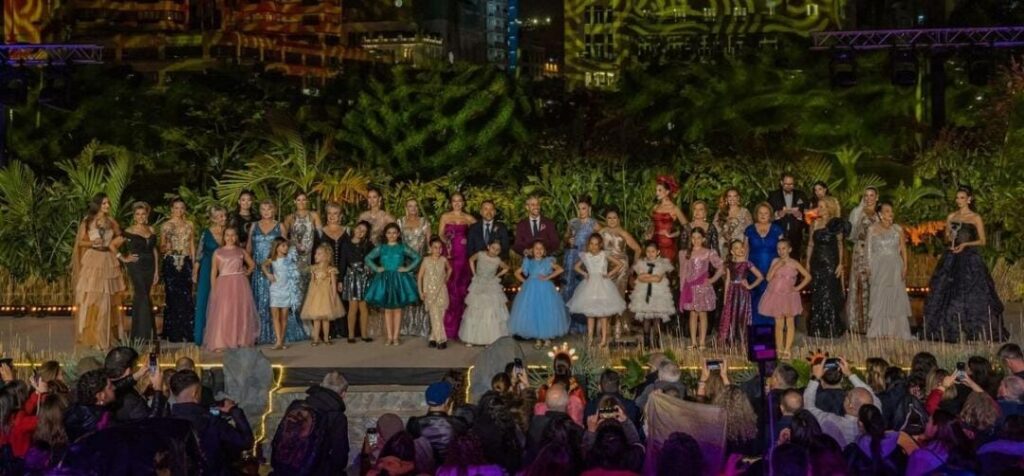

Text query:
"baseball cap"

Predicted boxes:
[[425, 381, 453, 406]]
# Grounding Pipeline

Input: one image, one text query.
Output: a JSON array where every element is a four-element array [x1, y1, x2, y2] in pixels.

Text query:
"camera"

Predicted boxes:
[[598, 405, 618, 420], [706, 360, 722, 371], [366, 427, 379, 446], [823, 358, 841, 371]]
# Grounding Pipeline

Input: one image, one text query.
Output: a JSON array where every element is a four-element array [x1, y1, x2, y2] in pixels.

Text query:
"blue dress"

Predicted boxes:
[[745, 222, 785, 326], [562, 218, 598, 302], [269, 251, 302, 308], [510, 257, 569, 339], [364, 243, 421, 309], [193, 229, 219, 345], [251, 222, 308, 344]]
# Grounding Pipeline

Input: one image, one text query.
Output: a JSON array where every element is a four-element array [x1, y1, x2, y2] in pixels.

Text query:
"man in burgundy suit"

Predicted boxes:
[[513, 196, 560, 257]]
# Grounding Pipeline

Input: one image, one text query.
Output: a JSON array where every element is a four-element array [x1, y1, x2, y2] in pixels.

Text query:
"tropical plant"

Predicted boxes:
[[0, 141, 134, 281], [217, 116, 371, 215], [338, 64, 533, 180]]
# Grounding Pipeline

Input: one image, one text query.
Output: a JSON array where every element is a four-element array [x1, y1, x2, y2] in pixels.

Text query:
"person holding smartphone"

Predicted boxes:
[[168, 370, 253, 476], [803, 357, 882, 448]]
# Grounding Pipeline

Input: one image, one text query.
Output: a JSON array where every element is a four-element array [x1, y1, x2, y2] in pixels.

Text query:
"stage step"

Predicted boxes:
[[261, 384, 428, 467]]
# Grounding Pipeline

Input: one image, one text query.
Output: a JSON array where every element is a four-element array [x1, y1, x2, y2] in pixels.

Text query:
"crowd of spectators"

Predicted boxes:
[[1, 342, 1023, 475]]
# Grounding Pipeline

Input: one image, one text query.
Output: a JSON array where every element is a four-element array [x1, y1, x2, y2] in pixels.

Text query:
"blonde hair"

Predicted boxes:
[[819, 196, 841, 220], [315, 244, 333, 264], [960, 392, 999, 432], [753, 202, 773, 220]]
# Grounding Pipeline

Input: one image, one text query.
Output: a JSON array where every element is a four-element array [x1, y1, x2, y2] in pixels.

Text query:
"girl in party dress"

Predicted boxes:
[[718, 240, 764, 345], [509, 241, 568, 348], [418, 237, 451, 349], [203, 227, 259, 352], [567, 234, 626, 348], [301, 245, 345, 346], [678, 227, 724, 350], [261, 238, 305, 349], [341, 221, 374, 343], [459, 240, 511, 346], [759, 240, 811, 358], [365, 223, 422, 346], [629, 242, 675, 349]]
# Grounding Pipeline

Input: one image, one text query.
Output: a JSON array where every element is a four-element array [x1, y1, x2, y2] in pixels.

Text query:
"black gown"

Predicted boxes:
[[123, 232, 157, 340], [924, 221, 1008, 342], [228, 211, 259, 248], [808, 218, 849, 338]]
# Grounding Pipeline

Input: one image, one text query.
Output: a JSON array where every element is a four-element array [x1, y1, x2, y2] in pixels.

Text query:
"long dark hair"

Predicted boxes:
[[859, 404, 887, 474], [957, 185, 976, 211], [84, 193, 109, 228], [235, 190, 256, 216]]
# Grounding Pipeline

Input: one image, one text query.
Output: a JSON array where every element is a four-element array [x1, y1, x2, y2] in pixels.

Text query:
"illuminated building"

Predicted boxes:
[[564, 0, 845, 89], [517, 0, 563, 79]]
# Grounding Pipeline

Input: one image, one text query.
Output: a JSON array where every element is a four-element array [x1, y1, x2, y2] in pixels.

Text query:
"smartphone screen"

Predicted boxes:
[[148, 352, 158, 374]]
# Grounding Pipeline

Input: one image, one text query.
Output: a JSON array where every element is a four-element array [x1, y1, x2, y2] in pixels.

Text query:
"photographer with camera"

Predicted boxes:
[[803, 356, 881, 448], [169, 370, 253, 476]]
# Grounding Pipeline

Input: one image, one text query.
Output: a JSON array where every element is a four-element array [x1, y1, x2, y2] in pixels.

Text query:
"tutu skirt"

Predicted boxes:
[[366, 271, 419, 309], [567, 276, 627, 317], [458, 276, 509, 345], [509, 279, 569, 339]]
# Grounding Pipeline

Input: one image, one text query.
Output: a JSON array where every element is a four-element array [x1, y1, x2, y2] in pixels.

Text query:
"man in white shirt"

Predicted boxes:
[[803, 357, 881, 448]]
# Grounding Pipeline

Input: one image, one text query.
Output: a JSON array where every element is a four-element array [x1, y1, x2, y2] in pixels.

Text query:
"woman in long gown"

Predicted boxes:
[[599, 207, 641, 341], [650, 176, 687, 263], [744, 203, 785, 327], [924, 186, 1008, 343], [563, 197, 600, 301], [203, 227, 259, 351], [440, 193, 476, 340], [121, 201, 158, 341], [159, 198, 196, 343], [807, 197, 849, 338], [192, 206, 225, 345], [398, 199, 432, 337], [320, 203, 350, 339], [228, 190, 258, 248], [683, 201, 719, 264], [358, 188, 396, 245], [866, 202, 913, 339], [713, 188, 752, 258], [249, 200, 306, 344], [846, 187, 879, 334], [284, 192, 321, 314], [73, 193, 126, 349]]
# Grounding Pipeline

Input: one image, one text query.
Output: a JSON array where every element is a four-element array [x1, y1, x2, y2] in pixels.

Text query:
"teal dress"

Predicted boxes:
[[193, 229, 219, 344], [364, 243, 421, 309]]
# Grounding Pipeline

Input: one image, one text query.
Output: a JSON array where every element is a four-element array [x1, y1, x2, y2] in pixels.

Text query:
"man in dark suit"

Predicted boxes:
[[766, 173, 808, 258], [513, 195, 560, 256], [467, 200, 510, 259]]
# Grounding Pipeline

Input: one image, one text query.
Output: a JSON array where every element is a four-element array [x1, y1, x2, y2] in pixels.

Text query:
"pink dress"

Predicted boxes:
[[678, 248, 723, 312], [443, 223, 471, 339], [203, 247, 259, 350], [758, 261, 803, 318]]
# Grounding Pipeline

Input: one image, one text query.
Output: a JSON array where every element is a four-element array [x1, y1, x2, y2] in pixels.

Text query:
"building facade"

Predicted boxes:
[[564, 0, 846, 88]]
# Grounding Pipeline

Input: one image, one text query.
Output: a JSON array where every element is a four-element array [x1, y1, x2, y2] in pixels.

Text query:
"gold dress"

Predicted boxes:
[[847, 209, 879, 334], [420, 256, 450, 344], [301, 266, 345, 321], [599, 229, 630, 296], [74, 218, 126, 349]]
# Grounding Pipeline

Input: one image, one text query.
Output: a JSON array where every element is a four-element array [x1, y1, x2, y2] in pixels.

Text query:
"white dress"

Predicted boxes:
[[629, 258, 675, 322], [567, 251, 628, 318], [866, 225, 914, 339], [459, 253, 510, 345]]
